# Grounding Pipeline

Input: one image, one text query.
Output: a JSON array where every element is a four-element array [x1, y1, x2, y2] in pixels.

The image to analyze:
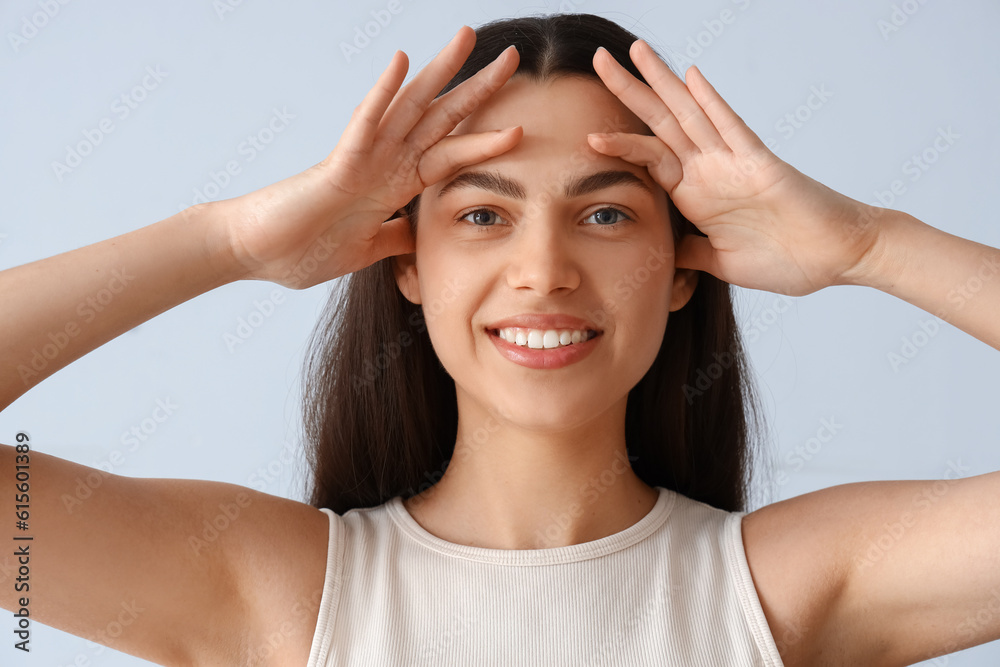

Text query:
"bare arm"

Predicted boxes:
[[1, 29, 523, 414], [0, 25, 524, 664], [0, 204, 240, 412], [0, 441, 330, 665], [587, 37, 1000, 665], [590, 42, 1000, 352], [843, 207, 1000, 351]]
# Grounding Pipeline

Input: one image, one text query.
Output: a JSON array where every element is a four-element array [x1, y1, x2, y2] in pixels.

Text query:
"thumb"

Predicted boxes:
[[674, 233, 718, 276], [588, 133, 683, 191], [369, 216, 416, 264]]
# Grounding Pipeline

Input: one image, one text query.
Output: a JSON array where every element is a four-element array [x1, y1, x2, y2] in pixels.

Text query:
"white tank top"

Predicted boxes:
[[307, 486, 784, 666]]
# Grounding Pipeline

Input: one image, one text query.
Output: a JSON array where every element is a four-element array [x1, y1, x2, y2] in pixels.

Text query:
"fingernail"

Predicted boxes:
[[491, 45, 516, 66]]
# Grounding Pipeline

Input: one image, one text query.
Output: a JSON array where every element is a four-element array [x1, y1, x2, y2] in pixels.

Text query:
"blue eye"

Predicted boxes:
[[460, 209, 502, 227], [585, 208, 631, 226], [457, 207, 632, 231]]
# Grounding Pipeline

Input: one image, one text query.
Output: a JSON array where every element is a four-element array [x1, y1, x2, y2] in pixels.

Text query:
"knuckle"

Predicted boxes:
[[648, 109, 674, 131], [442, 104, 466, 128]]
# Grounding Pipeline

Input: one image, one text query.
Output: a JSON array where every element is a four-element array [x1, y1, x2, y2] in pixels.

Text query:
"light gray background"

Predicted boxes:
[[1, 0, 998, 665]]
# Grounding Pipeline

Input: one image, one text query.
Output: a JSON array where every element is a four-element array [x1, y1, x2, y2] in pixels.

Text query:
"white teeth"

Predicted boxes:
[[495, 327, 595, 349]]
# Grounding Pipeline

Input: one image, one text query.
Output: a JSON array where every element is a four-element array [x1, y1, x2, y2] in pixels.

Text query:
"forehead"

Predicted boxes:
[[450, 75, 648, 140]]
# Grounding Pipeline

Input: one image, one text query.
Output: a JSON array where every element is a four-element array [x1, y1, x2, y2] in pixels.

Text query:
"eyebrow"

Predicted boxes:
[[435, 169, 654, 200]]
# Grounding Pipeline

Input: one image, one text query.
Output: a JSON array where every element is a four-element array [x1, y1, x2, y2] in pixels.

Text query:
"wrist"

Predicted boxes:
[[184, 201, 251, 285], [838, 206, 914, 291]]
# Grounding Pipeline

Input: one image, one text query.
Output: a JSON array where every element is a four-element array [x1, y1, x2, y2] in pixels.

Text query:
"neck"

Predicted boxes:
[[402, 393, 659, 550]]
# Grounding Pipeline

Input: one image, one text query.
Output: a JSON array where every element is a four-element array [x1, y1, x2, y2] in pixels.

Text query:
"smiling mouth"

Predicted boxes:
[[486, 327, 602, 349]]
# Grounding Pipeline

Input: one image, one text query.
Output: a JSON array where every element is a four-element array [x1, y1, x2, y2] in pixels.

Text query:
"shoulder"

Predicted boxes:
[[741, 483, 867, 666], [223, 487, 332, 666]]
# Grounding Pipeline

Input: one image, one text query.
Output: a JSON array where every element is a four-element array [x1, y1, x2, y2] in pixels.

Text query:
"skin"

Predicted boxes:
[[3, 24, 1000, 667], [393, 75, 699, 549]]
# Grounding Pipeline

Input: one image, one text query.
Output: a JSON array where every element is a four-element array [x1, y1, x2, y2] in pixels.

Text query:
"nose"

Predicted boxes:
[[505, 208, 582, 295]]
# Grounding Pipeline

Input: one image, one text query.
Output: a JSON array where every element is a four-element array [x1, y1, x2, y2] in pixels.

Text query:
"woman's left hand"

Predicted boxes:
[[589, 40, 884, 297]]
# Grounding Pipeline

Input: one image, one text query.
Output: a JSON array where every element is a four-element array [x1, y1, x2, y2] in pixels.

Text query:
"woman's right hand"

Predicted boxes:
[[216, 26, 522, 289]]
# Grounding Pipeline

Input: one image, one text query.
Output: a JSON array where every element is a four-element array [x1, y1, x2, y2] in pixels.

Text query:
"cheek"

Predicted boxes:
[[415, 252, 478, 360], [606, 245, 674, 342], [416, 245, 476, 312]]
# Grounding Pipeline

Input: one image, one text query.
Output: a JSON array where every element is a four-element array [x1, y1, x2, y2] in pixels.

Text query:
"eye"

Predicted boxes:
[[458, 208, 505, 228], [456, 206, 633, 232], [584, 207, 632, 228]]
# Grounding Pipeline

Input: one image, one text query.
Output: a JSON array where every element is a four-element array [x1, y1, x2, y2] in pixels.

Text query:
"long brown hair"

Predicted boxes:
[[300, 13, 768, 516]]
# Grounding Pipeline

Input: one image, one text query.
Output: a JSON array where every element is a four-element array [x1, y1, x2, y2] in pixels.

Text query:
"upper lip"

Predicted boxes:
[[485, 314, 603, 332]]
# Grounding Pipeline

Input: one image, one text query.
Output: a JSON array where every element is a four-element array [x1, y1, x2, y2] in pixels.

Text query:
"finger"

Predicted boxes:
[[674, 233, 718, 275], [587, 132, 683, 192], [592, 46, 699, 159], [686, 65, 769, 156], [368, 216, 416, 263], [414, 126, 523, 188], [378, 26, 478, 144], [629, 40, 728, 153], [405, 44, 519, 152], [338, 50, 410, 155]]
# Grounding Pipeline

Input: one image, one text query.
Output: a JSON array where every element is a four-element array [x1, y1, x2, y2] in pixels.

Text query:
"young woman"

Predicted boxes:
[[2, 12, 998, 667]]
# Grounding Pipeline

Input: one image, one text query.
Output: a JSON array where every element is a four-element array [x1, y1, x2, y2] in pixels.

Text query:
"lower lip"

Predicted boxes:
[[487, 329, 602, 369]]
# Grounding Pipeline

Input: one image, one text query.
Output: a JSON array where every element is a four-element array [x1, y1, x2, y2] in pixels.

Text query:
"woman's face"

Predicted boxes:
[[394, 74, 698, 431]]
